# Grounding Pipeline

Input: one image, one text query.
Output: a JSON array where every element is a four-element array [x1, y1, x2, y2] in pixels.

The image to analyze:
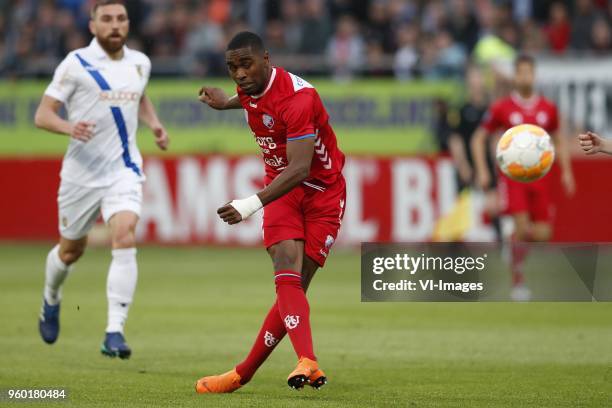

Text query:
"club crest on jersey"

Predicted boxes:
[[284, 315, 300, 330], [536, 111, 548, 126], [510, 112, 523, 125], [262, 114, 274, 129], [325, 235, 335, 249]]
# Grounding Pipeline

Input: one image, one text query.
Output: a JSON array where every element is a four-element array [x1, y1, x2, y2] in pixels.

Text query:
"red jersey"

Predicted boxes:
[[237, 67, 345, 188], [481, 92, 559, 221], [481, 92, 559, 135]]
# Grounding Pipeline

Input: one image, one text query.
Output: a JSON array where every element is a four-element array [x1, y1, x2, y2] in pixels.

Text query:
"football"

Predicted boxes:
[[496, 124, 555, 182]]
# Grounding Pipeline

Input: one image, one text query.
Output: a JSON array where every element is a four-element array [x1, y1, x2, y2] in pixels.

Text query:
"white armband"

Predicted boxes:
[[230, 194, 263, 220]]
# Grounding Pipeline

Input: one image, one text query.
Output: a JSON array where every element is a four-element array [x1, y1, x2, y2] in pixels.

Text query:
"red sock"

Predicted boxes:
[[511, 240, 529, 286], [274, 270, 316, 361], [235, 300, 286, 384]]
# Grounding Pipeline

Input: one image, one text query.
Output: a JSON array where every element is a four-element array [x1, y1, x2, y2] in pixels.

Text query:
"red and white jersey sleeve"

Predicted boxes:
[[238, 67, 345, 188]]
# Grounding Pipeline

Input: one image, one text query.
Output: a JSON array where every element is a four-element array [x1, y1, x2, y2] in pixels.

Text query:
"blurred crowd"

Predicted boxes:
[[1, 0, 611, 78]]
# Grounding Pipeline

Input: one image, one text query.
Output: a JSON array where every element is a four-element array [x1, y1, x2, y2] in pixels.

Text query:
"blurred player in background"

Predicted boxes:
[[578, 131, 612, 155], [447, 66, 501, 241], [471, 54, 575, 300], [196, 32, 345, 393], [34, 0, 168, 358]]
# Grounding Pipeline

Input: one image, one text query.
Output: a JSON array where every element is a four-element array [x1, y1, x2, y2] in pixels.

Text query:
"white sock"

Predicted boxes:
[[44, 245, 71, 306], [106, 248, 138, 333]]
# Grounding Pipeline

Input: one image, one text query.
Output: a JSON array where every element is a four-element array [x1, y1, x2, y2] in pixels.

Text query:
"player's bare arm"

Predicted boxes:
[[217, 137, 316, 225], [579, 131, 612, 155], [34, 95, 95, 142], [471, 126, 491, 190], [551, 130, 575, 195], [139, 93, 169, 150], [198, 87, 242, 110]]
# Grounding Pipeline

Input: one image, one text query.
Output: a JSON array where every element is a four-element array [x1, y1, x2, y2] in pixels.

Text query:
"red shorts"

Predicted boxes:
[[497, 172, 554, 222], [262, 176, 346, 267]]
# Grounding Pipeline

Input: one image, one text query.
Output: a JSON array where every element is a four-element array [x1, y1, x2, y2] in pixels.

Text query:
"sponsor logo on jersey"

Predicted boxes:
[[284, 315, 300, 330], [99, 90, 140, 103], [262, 114, 274, 129], [256, 136, 277, 150], [264, 330, 278, 347], [264, 155, 285, 168]]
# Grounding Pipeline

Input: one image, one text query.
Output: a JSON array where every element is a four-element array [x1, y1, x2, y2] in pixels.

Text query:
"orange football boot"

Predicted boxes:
[[195, 369, 242, 394], [287, 357, 327, 390]]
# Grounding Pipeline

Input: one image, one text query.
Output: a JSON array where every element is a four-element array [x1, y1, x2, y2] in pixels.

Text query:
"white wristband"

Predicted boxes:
[[230, 194, 263, 220]]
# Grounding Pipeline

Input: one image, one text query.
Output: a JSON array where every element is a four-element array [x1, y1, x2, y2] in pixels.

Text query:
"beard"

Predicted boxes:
[[97, 33, 127, 54]]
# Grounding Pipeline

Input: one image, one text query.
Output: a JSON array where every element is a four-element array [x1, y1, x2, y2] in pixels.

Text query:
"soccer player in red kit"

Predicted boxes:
[[472, 55, 575, 300], [195, 32, 346, 393]]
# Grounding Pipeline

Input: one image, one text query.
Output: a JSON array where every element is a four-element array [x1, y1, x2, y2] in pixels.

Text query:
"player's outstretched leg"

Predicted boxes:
[[235, 301, 286, 383], [39, 239, 83, 344], [195, 259, 323, 394], [196, 301, 286, 394], [101, 212, 138, 359], [195, 369, 243, 394]]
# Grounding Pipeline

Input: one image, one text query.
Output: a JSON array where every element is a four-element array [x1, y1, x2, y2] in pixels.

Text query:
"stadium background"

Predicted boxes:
[[1, 1, 611, 407], [1, 0, 612, 243]]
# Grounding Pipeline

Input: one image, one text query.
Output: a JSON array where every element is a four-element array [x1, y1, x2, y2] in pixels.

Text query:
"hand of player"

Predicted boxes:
[[578, 131, 604, 155], [199, 87, 229, 110], [561, 170, 576, 197], [217, 203, 243, 225], [152, 124, 169, 151], [476, 169, 491, 191], [70, 121, 95, 142]]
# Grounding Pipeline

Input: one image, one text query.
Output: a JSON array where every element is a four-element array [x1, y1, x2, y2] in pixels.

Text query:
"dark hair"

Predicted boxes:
[[514, 54, 535, 68], [91, 0, 126, 17], [226, 31, 265, 53]]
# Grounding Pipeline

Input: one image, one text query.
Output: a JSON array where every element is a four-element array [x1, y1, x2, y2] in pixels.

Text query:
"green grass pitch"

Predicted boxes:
[[0, 244, 610, 407]]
